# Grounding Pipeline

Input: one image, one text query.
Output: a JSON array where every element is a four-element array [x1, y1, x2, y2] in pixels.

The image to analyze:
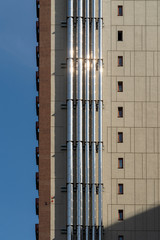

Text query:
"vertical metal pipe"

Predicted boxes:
[[67, 1, 74, 240], [91, 0, 96, 239], [77, 1, 83, 240], [85, 0, 90, 239], [98, 0, 103, 239]]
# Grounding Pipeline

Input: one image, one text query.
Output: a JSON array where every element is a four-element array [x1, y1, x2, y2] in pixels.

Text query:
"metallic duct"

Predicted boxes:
[[85, 0, 90, 239], [77, 1, 83, 240], [67, 1, 74, 240], [91, 1, 96, 239], [98, 0, 103, 239]]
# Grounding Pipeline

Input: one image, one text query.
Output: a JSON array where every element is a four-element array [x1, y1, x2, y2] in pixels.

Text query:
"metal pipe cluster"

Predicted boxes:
[[85, 0, 90, 239], [98, 0, 103, 239], [77, 0, 83, 239], [91, 1, 96, 239], [67, 0, 103, 239], [67, 1, 74, 239]]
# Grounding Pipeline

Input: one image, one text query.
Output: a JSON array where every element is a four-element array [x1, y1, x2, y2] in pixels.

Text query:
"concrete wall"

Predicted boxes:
[[38, 0, 160, 239], [104, 0, 160, 239]]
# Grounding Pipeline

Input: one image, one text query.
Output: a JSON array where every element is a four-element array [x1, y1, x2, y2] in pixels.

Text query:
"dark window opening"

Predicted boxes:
[[118, 158, 123, 169], [118, 31, 123, 41], [118, 184, 124, 194], [118, 56, 123, 67], [118, 210, 123, 220], [118, 132, 123, 143], [118, 81, 123, 92], [118, 236, 124, 240], [118, 107, 123, 118], [118, 6, 123, 16]]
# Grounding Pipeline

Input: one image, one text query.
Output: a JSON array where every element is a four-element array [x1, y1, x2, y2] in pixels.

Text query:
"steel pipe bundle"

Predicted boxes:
[[66, 0, 103, 239], [67, 1, 74, 239], [91, 1, 96, 239], [85, 0, 90, 239], [77, 1, 83, 240], [98, 0, 103, 239]]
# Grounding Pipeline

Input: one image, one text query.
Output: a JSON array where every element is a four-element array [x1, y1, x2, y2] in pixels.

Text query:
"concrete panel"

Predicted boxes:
[[125, 205, 135, 230], [117, 128, 131, 153], [135, 52, 145, 76], [118, 180, 134, 204], [125, 154, 134, 178], [147, 154, 158, 179], [135, 26, 142, 50], [117, 26, 134, 51], [135, 180, 146, 204], [124, 1, 134, 25], [150, 77, 158, 102], [146, 27, 157, 51], [146, 128, 154, 153], [135, 1, 145, 25], [112, 102, 124, 127], [135, 77, 145, 101], [146, 1, 157, 26], [147, 52, 154, 76], [135, 102, 143, 127], [112, 1, 124, 26], [147, 103, 157, 127], [117, 77, 134, 102], [135, 154, 143, 178], [112, 51, 124, 76], [112, 153, 125, 179], [125, 102, 134, 127], [135, 128, 146, 153], [147, 180, 155, 204]]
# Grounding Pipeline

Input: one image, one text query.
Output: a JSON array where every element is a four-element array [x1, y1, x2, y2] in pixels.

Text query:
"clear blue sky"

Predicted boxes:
[[0, 0, 38, 239]]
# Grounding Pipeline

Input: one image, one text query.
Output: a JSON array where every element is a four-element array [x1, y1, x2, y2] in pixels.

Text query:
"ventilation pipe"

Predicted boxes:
[[85, 0, 90, 239], [67, 0, 74, 239], [91, 0, 96, 239], [98, 0, 103, 239], [77, 0, 83, 239]]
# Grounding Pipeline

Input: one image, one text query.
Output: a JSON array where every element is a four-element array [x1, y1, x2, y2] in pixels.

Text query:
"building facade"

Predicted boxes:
[[35, 0, 160, 239]]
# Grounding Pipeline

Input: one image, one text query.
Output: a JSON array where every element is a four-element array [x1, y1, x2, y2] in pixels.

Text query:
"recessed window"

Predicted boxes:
[[118, 236, 124, 240], [118, 158, 123, 169], [118, 6, 123, 16], [118, 132, 123, 143], [118, 81, 123, 92], [118, 107, 123, 118], [118, 209, 123, 220], [118, 184, 124, 194], [118, 31, 123, 41], [118, 56, 123, 67]]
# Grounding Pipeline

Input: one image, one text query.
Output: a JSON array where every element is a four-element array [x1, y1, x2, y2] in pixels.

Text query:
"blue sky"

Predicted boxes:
[[0, 0, 38, 239]]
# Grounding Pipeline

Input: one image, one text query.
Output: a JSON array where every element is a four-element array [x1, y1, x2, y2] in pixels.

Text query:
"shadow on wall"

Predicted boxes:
[[52, 204, 160, 239], [104, 205, 160, 240]]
